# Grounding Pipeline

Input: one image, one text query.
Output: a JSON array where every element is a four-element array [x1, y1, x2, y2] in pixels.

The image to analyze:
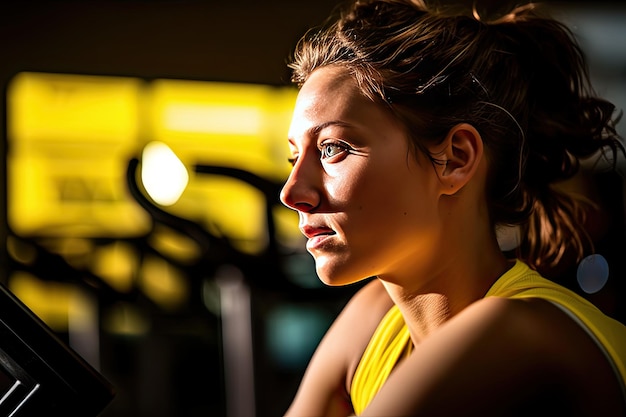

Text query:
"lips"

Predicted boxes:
[[300, 224, 336, 250], [300, 224, 335, 239]]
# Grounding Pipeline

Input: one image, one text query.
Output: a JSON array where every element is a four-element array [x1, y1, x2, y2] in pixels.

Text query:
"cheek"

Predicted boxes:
[[358, 165, 425, 212], [337, 179, 419, 245], [325, 159, 432, 215], [323, 164, 367, 204]]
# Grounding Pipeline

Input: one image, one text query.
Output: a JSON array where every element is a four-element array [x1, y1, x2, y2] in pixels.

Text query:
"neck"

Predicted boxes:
[[380, 238, 511, 344], [379, 176, 512, 343], [397, 292, 451, 342]]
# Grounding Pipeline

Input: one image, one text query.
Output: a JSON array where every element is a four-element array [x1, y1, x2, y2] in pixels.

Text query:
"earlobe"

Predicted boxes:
[[437, 123, 483, 195]]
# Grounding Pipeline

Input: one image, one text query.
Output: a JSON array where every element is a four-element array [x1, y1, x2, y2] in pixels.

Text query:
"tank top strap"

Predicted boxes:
[[350, 304, 412, 415]]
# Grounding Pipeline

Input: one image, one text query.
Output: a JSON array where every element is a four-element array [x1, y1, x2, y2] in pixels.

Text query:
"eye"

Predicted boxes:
[[287, 155, 298, 166], [320, 141, 350, 160]]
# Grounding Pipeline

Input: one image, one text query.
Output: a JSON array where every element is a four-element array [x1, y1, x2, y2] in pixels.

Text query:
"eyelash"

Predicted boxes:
[[320, 141, 351, 160], [287, 141, 352, 166]]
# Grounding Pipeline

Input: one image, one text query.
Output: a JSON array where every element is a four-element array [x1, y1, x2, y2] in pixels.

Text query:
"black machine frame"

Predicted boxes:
[[0, 282, 115, 417]]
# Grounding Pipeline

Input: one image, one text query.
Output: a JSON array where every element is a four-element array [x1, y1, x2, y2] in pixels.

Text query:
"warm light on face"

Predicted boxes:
[[141, 141, 189, 206]]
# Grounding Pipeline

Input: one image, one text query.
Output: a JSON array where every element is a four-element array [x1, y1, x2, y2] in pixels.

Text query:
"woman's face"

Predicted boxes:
[[280, 66, 444, 286]]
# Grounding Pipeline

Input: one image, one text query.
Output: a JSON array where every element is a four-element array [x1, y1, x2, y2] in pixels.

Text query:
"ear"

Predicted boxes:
[[434, 123, 483, 195]]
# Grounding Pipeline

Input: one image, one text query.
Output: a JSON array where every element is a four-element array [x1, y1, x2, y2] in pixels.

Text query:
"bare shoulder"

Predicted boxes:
[[285, 279, 393, 417], [463, 296, 625, 415], [464, 296, 618, 368], [363, 296, 625, 416]]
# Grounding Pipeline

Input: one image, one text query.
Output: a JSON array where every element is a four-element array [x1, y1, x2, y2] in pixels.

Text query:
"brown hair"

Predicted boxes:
[[288, 0, 624, 272]]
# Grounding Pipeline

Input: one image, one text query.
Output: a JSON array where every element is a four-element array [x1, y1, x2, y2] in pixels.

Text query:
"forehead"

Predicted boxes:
[[299, 65, 359, 96], [289, 66, 392, 138], [296, 66, 363, 112]]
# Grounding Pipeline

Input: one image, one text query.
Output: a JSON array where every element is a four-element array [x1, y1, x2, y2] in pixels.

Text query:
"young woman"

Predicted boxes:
[[279, 0, 626, 415]]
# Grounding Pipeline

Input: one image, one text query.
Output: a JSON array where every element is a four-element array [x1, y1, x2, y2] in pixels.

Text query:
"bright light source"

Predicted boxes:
[[141, 141, 189, 206]]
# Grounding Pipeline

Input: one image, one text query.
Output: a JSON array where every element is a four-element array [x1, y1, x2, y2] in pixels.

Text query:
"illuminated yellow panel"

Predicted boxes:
[[148, 79, 297, 180], [6, 72, 302, 249], [172, 175, 268, 254], [147, 79, 299, 253], [6, 72, 151, 237], [8, 72, 141, 143]]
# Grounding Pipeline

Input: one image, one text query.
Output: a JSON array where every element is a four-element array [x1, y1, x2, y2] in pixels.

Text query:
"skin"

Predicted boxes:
[[280, 66, 625, 416]]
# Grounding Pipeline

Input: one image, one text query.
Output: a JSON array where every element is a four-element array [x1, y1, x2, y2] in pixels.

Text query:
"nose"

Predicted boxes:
[[280, 158, 320, 212]]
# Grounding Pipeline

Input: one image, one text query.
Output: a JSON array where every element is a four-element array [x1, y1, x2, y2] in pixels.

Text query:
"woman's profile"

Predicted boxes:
[[279, 0, 626, 415]]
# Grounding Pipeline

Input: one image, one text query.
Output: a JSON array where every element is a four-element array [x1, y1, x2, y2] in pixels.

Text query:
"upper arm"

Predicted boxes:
[[285, 279, 392, 417], [361, 296, 624, 417]]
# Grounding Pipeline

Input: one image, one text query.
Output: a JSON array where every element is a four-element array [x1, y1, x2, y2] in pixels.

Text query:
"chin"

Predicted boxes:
[[318, 277, 351, 287], [313, 253, 370, 286], [315, 266, 363, 287]]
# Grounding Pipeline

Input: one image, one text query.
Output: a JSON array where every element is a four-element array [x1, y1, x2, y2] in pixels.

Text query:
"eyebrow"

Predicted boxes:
[[311, 120, 352, 134], [288, 120, 353, 143]]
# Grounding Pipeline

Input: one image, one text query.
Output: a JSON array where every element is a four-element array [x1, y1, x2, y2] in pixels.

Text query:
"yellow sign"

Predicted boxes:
[[6, 72, 301, 253], [7, 72, 149, 237]]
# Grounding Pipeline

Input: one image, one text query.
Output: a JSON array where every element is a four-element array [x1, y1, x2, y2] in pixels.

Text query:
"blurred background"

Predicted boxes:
[[0, 1, 624, 416]]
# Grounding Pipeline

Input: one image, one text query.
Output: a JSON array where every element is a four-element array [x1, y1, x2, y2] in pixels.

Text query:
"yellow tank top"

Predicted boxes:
[[349, 260, 626, 415]]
